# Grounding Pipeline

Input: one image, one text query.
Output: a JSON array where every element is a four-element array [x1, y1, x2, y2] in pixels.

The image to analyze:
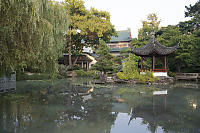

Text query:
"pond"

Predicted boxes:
[[0, 78, 200, 133]]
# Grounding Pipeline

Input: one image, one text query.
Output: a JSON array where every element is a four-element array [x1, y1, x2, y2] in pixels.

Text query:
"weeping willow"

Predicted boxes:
[[0, 0, 69, 76]]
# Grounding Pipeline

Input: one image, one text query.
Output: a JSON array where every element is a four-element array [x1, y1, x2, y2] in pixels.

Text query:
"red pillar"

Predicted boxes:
[[141, 56, 143, 70], [153, 56, 155, 70], [164, 56, 167, 70]]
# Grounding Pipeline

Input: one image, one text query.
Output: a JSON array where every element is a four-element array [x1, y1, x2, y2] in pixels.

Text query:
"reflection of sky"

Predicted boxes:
[[111, 113, 163, 133]]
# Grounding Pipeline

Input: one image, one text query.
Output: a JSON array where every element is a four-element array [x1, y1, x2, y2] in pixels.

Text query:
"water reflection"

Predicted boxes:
[[0, 79, 200, 133], [0, 79, 117, 133], [117, 86, 200, 133]]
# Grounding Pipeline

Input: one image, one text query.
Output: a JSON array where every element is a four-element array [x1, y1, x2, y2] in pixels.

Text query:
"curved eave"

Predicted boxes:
[[131, 43, 178, 56]]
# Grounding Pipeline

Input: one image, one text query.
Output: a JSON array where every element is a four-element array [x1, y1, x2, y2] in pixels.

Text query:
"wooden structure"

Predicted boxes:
[[0, 73, 16, 93], [175, 73, 200, 81], [58, 53, 97, 70], [107, 29, 132, 56], [131, 32, 178, 76]]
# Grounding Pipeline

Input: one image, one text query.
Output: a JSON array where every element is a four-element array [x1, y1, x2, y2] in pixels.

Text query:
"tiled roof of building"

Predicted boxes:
[[110, 47, 129, 52], [131, 33, 178, 56], [111, 30, 132, 42]]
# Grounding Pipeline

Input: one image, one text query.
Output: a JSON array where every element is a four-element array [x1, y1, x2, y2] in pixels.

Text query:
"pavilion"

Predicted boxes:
[[131, 33, 178, 77]]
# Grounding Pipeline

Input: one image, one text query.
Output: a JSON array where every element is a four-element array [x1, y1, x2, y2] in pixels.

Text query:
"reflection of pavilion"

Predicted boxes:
[[111, 92, 169, 133], [128, 93, 169, 133], [131, 32, 178, 77], [153, 90, 167, 111], [125, 89, 200, 133]]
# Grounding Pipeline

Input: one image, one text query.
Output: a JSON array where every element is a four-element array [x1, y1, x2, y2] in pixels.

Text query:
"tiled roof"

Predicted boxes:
[[111, 30, 132, 42], [110, 47, 129, 52], [131, 33, 178, 56]]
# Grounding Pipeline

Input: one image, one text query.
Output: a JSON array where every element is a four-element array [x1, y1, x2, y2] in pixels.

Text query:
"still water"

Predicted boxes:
[[0, 78, 200, 133]]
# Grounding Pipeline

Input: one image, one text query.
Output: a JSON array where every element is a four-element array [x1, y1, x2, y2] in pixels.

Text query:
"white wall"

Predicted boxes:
[[82, 46, 93, 54], [153, 72, 168, 77]]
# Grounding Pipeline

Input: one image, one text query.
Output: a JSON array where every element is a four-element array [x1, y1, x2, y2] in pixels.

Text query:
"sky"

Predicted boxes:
[[56, 0, 197, 38]]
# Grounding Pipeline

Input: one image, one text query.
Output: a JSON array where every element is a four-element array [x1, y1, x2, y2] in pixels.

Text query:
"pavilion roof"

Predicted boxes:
[[131, 33, 178, 56]]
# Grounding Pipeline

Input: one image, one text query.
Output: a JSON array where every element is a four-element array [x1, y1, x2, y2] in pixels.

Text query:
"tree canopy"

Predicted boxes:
[[0, 0, 69, 75], [63, 0, 116, 68], [131, 13, 161, 49], [131, 8, 200, 72], [91, 40, 114, 73], [156, 25, 198, 72], [185, 0, 200, 35], [138, 13, 161, 43]]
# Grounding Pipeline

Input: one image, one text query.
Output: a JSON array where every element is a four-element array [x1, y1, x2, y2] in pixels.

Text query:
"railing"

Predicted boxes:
[[0, 73, 16, 93], [152, 69, 168, 72], [175, 73, 199, 80], [140, 69, 168, 72]]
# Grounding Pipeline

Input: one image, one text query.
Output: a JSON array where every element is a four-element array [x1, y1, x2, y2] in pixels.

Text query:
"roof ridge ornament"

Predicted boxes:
[[151, 32, 155, 44], [131, 31, 178, 56]]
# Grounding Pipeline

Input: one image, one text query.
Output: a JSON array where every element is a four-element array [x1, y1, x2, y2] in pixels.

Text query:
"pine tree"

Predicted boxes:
[[92, 40, 114, 73]]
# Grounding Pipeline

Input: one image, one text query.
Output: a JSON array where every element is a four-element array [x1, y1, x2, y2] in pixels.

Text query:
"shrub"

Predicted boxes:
[[116, 72, 129, 80], [135, 73, 146, 83], [75, 70, 86, 77], [168, 71, 175, 77], [75, 70, 100, 77], [117, 70, 160, 83], [116, 54, 160, 83], [112, 64, 122, 73]]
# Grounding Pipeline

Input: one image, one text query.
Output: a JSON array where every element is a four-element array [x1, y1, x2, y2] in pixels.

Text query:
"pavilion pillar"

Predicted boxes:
[[141, 56, 143, 70], [152, 56, 155, 70], [164, 56, 167, 70]]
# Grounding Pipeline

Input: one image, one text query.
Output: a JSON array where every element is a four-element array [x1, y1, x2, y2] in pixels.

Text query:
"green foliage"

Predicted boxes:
[[185, 1, 200, 35], [58, 64, 69, 77], [122, 54, 138, 75], [116, 54, 138, 80], [135, 71, 159, 83], [16, 73, 51, 81], [137, 13, 161, 45], [112, 64, 122, 73], [92, 40, 114, 73], [75, 69, 99, 77], [157, 25, 199, 72], [116, 72, 129, 80], [111, 56, 123, 73], [168, 71, 175, 77], [63, 0, 116, 67], [0, 0, 69, 76], [117, 70, 159, 83], [116, 54, 159, 83], [130, 13, 161, 69], [131, 9, 200, 73]]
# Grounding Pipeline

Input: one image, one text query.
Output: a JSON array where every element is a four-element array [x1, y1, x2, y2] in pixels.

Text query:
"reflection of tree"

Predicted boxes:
[[0, 81, 117, 133], [54, 86, 118, 133], [147, 121, 157, 133], [0, 97, 33, 133], [1, 80, 200, 133]]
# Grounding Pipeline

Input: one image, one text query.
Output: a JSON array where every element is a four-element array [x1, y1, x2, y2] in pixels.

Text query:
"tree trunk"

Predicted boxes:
[[72, 49, 82, 67], [68, 35, 72, 69], [73, 56, 79, 66]]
